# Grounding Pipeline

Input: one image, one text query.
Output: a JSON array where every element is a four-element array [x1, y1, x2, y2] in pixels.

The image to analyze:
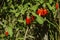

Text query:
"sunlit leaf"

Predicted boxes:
[[46, 3, 52, 10], [49, 0, 53, 4], [42, 3, 46, 8], [7, 27, 13, 37], [9, 9, 17, 13], [15, 13, 20, 17], [36, 16, 44, 24], [40, 0, 44, 4], [10, 4, 14, 9], [18, 20, 24, 22], [31, 3, 39, 12]]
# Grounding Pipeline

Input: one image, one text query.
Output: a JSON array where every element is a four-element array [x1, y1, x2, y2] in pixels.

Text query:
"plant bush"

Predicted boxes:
[[0, 0, 60, 40]]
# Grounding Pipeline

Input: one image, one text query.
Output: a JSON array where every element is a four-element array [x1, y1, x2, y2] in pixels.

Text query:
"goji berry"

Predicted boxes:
[[26, 17, 31, 25], [56, 3, 59, 10], [5, 31, 9, 36]]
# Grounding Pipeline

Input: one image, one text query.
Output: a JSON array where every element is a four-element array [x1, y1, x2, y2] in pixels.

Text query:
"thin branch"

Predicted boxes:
[[46, 19, 59, 30], [24, 26, 29, 40]]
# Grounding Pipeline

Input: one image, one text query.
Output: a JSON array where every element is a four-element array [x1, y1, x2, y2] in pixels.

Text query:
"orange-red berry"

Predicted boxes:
[[43, 9, 48, 16], [5, 31, 9, 36], [37, 8, 48, 16], [26, 17, 31, 25], [56, 3, 59, 9]]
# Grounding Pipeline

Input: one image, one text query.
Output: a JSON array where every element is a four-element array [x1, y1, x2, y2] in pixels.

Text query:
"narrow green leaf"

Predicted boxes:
[[24, 20, 26, 25], [3, 6, 7, 10], [10, 4, 14, 9], [52, 4, 55, 12], [9, 9, 17, 13], [15, 13, 20, 17], [20, 9, 26, 14], [22, 0, 24, 4], [46, 3, 52, 10], [42, 3, 46, 8], [7, 0, 9, 2], [49, 0, 53, 4], [32, 12, 44, 24], [40, 0, 44, 4], [36, 16, 44, 24], [31, 4, 39, 12], [18, 20, 24, 22], [7, 27, 13, 37]]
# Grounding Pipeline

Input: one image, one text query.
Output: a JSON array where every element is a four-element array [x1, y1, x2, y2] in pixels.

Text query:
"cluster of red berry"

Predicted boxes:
[[26, 2, 59, 25], [26, 16, 35, 25], [37, 8, 48, 16], [26, 8, 48, 25]]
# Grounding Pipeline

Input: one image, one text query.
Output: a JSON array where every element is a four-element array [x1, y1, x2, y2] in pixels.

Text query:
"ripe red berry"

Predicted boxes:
[[26, 17, 31, 25], [56, 3, 59, 9], [37, 8, 48, 16], [36, 9, 41, 15], [37, 8, 43, 16], [5, 31, 9, 36], [43, 9, 48, 16], [40, 8, 44, 16]]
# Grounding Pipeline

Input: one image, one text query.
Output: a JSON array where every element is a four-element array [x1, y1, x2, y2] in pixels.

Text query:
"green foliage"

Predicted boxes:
[[49, 0, 53, 4], [0, 0, 60, 40]]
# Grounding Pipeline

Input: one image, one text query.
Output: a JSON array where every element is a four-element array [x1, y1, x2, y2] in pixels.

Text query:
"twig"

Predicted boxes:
[[24, 26, 29, 40], [46, 19, 59, 30], [46, 19, 57, 27]]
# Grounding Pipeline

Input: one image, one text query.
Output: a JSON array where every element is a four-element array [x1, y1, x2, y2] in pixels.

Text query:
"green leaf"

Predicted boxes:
[[46, 3, 52, 10], [52, 4, 56, 12], [32, 12, 37, 16], [24, 3, 29, 9], [18, 5, 22, 10], [36, 16, 44, 24], [22, 0, 24, 4], [7, 0, 9, 2], [18, 20, 24, 22], [49, 0, 53, 4], [24, 20, 26, 25], [9, 9, 17, 13], [42, 3, 46, 8], [7, 27, 13, 37], [10, 4, 14, 9], [3, 6, 7, 10], [15, 13, 20, 17], [20, 3, 31, 14], [32, 12, 44, 24], [40, 0, 44, 4], [18, 5, 23, 12], [31, 3, 39, 12], [20, 6, 27, 14], [20, 9, 26, 14]]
